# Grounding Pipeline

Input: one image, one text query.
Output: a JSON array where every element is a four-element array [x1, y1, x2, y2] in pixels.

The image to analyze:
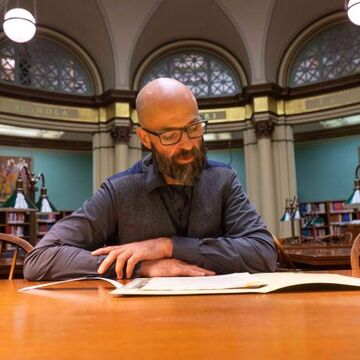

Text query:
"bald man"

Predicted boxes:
[[24, 78, 276, 281]]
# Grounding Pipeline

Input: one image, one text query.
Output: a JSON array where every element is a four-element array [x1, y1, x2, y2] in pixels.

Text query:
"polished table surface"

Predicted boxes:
[[285, 247, 351, 267], [1, 271, 360, 360]]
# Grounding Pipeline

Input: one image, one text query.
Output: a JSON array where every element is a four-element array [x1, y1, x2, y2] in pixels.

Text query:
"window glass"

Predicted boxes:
[[141, 50, 240, 98], [0, 38, 93, 95]]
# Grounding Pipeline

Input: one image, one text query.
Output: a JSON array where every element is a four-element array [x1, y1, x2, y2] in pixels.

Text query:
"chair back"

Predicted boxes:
[[0, 233, 33, 280], [340, 232, 353, 245], [351, 233, 360, 276], [272, 233, 296, 270]]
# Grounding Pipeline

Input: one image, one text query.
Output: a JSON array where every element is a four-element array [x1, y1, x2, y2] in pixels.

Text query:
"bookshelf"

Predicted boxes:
[[328, 201, 359, 236], [36, 213, 59, 241], [0, 209, 31, 240], [300, 200, 359, 239], [0, 209, 73, 243]]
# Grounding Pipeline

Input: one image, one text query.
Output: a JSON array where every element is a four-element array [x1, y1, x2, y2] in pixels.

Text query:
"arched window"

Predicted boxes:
[[0, 37, 94, 95], [140, 49, 241, 98], [288, 22, 360, 87]]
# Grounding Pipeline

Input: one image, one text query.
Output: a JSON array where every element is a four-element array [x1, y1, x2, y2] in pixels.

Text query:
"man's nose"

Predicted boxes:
[[178, 130, 193, 150]]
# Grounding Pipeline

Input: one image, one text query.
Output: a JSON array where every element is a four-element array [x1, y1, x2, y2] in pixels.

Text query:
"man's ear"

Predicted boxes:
[[136, 127, 152, 150]]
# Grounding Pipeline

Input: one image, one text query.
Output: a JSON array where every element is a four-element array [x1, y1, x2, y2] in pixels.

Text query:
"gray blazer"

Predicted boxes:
[[24, 155, 277, 280]]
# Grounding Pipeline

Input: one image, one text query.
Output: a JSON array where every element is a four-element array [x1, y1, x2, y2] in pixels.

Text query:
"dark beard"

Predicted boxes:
[[152, 143, 207, 186]]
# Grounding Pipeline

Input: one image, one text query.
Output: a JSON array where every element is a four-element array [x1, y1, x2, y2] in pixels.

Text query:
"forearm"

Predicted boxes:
[[23, 181, 118, 281], [24, 245, 116, 280], [171, 230, 277, 274]]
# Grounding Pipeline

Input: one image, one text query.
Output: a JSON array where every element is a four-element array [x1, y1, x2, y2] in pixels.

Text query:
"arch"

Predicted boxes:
[[133, 39, 247, 98], [278, 13, 360, 87], [0, 26, 103, 95]]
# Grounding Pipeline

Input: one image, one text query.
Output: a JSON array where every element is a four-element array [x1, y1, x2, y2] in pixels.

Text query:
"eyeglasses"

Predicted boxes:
[[142, 115, 208, 146]]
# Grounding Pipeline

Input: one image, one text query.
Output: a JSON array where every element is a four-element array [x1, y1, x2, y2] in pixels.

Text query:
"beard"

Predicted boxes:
[[152, 142, 207, 186]]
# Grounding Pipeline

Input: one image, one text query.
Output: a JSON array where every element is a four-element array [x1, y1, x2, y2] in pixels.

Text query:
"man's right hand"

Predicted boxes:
[[139, 258, 215, 277]]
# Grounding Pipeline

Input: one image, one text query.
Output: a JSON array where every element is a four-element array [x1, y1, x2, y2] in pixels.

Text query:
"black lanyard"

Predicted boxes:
[[159, 186, 193, 236]]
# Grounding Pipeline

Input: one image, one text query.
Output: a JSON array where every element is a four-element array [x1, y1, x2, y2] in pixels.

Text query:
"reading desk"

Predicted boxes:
[[1, 270, 359, 360]]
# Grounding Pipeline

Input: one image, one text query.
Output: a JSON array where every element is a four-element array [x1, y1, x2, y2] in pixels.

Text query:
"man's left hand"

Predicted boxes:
[[91, 237, 173, 278]]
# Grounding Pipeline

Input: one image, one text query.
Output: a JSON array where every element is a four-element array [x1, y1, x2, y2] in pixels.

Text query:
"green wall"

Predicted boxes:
[[0, 147, 92, 210], [295, 135, 359, 202], [207, 148, 246, 190]]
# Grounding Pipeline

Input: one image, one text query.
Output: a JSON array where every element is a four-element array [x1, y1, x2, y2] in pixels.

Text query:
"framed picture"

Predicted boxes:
[[0, 156, 32, 203]]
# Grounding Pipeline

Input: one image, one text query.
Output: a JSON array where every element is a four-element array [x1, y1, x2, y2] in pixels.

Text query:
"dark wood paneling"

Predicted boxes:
[[1, 75, 360, 108], [0, 135, 92, 151]]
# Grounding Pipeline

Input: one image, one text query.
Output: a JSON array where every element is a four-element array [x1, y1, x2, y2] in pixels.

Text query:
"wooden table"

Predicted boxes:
[[286, 247, 351, 267], [1, 271, 360, 359]]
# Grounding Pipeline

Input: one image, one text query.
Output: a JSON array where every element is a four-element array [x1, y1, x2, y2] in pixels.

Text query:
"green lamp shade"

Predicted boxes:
[[292, 208, 301, 220], [280, 210, 291, 222], [345, 189, 360, 209], [0, 190, 37, 210], [35, 196, 57, 213]]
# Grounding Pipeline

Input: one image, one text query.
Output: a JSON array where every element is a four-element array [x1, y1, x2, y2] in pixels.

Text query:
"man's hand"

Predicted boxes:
[[139, 258, 215, 277], [91, 238, 173, 278]]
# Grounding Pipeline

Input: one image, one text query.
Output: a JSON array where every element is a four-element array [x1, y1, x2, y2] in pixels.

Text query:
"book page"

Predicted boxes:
[[253, 272, 360, 293], [19, 276, 124, 292], [127, 273, 266, 291], [111, 272, 360, 296]]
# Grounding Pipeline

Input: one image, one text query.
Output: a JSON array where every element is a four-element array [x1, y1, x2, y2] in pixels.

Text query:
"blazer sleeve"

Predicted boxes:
[[23, 180, 118, 280], [171, 170, 277, 274]]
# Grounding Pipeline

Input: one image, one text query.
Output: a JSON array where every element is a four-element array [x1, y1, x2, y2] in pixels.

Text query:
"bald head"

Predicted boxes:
[[136, 78, 198, 128]]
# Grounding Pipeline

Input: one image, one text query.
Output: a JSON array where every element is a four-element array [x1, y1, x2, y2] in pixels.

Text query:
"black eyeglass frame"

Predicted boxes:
[[141, 114, 208, 146]]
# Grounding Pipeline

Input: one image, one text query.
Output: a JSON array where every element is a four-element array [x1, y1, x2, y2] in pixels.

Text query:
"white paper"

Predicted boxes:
[[19, 276, 124, 292], [111, 272, 360, 296], [126, 273, 265, 291]]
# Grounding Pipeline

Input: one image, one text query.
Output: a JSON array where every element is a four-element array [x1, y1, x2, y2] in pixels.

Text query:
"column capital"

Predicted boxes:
[[253, 119, 274, 139], [110, 125, 132, 144]]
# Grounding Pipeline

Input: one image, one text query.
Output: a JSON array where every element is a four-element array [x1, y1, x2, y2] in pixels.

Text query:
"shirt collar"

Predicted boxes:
[[145, 157, 167, 194]]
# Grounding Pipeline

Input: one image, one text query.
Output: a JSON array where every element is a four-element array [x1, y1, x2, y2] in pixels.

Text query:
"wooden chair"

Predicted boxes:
[[272, 233, 296, 270], [319, 234, 341, 244], [351, 233, 360, 276], [340, 232, 353, 245], [0, 233, 33, 280]]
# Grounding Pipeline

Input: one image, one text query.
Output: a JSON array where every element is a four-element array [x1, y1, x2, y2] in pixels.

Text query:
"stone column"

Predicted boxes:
[[128, 128, 143, 167], [243, 121, 261, 212], [272, 123, 298, 238], [253, 118, 278, 234], [111, 125, 132, 173], [92, 130, 114, 191]]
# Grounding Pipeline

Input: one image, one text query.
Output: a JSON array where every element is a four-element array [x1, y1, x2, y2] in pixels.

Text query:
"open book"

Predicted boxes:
[[19, 272, 360, 296]]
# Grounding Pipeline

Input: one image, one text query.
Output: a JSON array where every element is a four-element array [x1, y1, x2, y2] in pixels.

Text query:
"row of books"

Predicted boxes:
[[330, 225, 347, 235], [302, 228, 328, 238], [329, 213, 353, 223], [37, 223, 54, 234], [299, 202, 326, 214], [329, 201, 349, 212], [6, 212, 26, 223], [6, 225, 26, 237]]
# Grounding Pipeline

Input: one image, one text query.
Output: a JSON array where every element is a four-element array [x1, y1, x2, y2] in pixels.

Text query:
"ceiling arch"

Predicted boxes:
[[129, 0, 250, 89], [265, 0, 343, 84]]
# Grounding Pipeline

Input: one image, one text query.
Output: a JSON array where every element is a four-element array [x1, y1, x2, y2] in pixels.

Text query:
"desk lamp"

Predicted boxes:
[[0, 166, 56, 244], [280, 196, 301, 240]]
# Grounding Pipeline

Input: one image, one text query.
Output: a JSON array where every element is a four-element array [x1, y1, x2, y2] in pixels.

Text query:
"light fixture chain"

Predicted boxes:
[[33, 0, 36, 20]]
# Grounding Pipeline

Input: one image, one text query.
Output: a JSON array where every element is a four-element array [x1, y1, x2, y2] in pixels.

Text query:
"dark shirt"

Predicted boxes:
[[149, 164, 193, 237]]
